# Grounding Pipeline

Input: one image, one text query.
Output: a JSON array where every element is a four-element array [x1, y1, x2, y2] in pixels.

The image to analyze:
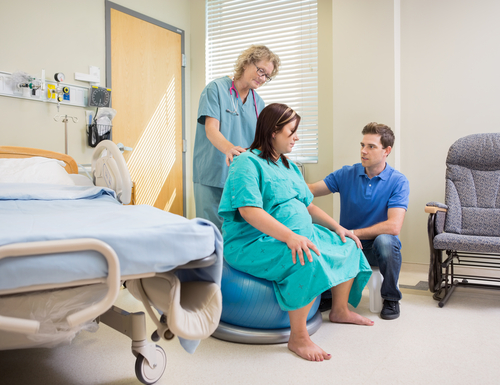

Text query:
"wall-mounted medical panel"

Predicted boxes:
[[0, 71, 89, 107]]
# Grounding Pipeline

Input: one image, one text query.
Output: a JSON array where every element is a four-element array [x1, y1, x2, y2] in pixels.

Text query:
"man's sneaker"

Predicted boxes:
[[380, 300, 400, 320]]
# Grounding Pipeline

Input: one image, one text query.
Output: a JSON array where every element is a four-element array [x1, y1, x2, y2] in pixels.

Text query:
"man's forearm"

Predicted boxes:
[[352, 208, 406, 239]]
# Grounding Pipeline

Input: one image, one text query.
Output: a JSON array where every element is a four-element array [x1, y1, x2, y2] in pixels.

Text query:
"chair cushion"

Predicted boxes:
[[434, 232, 500, 253], [445, 133, 500, 236]]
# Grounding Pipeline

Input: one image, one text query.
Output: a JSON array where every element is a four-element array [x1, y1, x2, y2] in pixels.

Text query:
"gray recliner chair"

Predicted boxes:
[[425, 133, 500, 307]]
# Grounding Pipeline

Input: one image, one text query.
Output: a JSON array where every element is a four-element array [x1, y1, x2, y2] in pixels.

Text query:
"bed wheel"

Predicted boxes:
[[135, 345, 167, 384]]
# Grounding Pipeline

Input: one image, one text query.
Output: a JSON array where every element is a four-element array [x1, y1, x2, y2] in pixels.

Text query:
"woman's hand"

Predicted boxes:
[[284, 233, 321, 266], [225, 146, 246, 166], [306, 203, 362, 249], [238, 206, 320, 266], [335, 227, 362, 249]]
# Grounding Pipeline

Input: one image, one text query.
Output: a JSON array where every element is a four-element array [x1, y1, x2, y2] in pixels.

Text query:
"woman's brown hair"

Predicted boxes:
[[249, 103, 300, 168]]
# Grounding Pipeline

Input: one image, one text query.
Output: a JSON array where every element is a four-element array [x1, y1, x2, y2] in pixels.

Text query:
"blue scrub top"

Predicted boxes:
[[324, 163, 410, 231], [193, 76, 265, 188]]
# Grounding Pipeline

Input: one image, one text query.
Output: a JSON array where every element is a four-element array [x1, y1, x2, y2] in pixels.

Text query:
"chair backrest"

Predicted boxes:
[[445, 133, 500, 236]]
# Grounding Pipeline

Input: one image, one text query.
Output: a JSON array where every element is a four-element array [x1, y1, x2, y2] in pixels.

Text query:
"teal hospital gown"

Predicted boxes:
[[218, 150, 372, 312]]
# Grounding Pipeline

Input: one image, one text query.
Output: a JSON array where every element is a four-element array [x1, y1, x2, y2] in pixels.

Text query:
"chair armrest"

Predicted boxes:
[[425, 206, 447, 214], [425, 202, 447, 236], [425, 202, 448, 214]]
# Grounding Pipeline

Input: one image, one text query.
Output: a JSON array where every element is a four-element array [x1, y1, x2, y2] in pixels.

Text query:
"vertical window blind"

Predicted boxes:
[[206, 0, 318, 163]]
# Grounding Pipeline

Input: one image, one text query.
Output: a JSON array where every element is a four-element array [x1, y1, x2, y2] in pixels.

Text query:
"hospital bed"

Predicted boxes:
[[0, 141, 223, 384]]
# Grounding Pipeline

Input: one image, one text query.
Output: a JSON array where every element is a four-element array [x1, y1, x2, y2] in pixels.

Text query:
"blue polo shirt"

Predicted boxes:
[[324, 163, 409, 231]]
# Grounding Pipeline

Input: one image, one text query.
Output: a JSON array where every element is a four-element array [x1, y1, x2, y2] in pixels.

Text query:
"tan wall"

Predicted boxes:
[[3, 0, 500, 267], [329, 0, 396, 219], [0, 0, 193, 166], [186, 0, 206, 219]]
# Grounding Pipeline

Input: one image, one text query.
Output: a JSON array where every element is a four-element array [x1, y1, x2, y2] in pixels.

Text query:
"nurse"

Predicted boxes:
[[218, 103, 373, 362], [193, 45, 280, 230]]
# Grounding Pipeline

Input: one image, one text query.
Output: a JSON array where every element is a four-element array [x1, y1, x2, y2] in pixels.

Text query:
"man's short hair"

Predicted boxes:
[[362, 122, 395, 148]]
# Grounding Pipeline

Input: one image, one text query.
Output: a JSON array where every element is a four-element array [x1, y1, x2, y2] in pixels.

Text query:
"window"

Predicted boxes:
[[206, 0, 318, 163]]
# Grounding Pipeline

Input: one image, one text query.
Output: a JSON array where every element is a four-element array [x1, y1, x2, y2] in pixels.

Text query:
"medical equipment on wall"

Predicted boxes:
[[227, 80, 259, 118], [47, 73, 70, 112], [10, 71, 44, 98], [0, 69, 89, 108], [54, 114, 78, 155], [86, 107, 116, 148]]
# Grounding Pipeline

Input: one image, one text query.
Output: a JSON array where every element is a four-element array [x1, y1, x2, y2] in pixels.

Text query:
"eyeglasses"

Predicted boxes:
[[254, 63, 272, 83]]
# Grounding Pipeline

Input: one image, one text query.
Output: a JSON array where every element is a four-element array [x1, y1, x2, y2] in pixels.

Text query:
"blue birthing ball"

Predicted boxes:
[[220, 261, 320, 329]]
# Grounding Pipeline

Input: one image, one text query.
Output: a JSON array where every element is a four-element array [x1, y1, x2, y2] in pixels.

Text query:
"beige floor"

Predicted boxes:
[[2, 263, 500, 385]]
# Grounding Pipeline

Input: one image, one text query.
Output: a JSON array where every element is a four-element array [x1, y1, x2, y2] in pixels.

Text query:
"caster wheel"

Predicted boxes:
[[135, 345, 166, 384]]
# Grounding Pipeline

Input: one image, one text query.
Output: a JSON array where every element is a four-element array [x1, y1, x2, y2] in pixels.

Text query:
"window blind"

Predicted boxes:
[[206, 0, 318, 163]]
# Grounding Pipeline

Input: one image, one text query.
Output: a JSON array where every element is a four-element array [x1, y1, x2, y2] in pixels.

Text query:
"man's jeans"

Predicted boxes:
[[321, 234, 402, 302], [361, 234, 402, 302]]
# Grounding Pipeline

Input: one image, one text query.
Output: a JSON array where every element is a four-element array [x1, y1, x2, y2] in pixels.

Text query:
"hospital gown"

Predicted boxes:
[[219, 150, 372, 311]]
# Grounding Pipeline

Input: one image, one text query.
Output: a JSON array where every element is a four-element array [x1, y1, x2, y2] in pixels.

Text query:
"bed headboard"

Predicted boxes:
[[0, 146, 79, 174]]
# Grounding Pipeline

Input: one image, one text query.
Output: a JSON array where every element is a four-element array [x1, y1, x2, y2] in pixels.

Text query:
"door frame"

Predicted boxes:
[[105, 1, 186, 215]]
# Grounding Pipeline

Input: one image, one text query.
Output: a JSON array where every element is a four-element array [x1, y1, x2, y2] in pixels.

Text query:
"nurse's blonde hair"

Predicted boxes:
[[233, 45, 281, 80]]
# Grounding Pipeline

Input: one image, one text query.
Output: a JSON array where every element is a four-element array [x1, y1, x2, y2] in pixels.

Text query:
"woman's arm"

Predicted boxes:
[[238, 206, 320, 266], [205, 116, 246, 166], [307, 203, 362, 248]]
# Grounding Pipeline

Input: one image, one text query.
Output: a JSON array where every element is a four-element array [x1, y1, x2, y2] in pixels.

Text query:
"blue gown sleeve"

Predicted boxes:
[[219, 154, 263, 221]]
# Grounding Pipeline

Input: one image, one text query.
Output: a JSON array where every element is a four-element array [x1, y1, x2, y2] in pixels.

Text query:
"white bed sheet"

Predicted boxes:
[[0, 184, 223, 292]]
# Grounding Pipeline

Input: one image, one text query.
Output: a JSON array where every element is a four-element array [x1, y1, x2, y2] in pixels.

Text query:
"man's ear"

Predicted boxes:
[[384, 146, 392, 157]]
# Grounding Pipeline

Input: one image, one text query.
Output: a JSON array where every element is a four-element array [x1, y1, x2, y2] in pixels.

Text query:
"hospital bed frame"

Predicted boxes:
[[0, 142, 222, 384]]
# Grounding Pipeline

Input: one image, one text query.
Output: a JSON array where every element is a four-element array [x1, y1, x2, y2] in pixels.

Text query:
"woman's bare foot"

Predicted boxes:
[[329, 308, 374, 326], [288, 332, 332, 362]]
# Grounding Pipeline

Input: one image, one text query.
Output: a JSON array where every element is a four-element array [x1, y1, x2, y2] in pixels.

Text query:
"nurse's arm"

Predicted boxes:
[[307, 203, 362, 248], [205, 116, 246, 166], [238, 206, 320, 266]]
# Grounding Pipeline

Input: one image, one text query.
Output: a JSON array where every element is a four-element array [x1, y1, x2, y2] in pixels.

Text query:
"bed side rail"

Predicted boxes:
[[0, 238, 120, 334]]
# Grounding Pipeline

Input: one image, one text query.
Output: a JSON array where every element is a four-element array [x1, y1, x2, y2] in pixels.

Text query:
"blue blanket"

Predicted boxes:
[[0, 184, 223, 291]]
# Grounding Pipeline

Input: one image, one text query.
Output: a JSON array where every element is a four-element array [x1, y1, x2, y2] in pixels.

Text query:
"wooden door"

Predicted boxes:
[[108, 6, 184, 215]]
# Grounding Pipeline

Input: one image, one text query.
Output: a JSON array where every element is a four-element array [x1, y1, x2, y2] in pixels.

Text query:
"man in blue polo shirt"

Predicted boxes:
[[308, 122, 409, 320]]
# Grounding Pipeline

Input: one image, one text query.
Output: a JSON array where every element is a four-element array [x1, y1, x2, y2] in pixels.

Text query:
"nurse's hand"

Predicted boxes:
[[285, 233, 320, 266], [226, 146, 246, 166]]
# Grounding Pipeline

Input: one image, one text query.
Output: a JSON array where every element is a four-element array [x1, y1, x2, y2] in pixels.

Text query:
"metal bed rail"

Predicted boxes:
[[0, 238, 120, 334]]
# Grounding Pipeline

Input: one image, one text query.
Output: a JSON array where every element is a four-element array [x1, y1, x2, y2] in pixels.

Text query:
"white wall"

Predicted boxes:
[[327, 0, 500, 265], [400, 0, 500, 263]]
